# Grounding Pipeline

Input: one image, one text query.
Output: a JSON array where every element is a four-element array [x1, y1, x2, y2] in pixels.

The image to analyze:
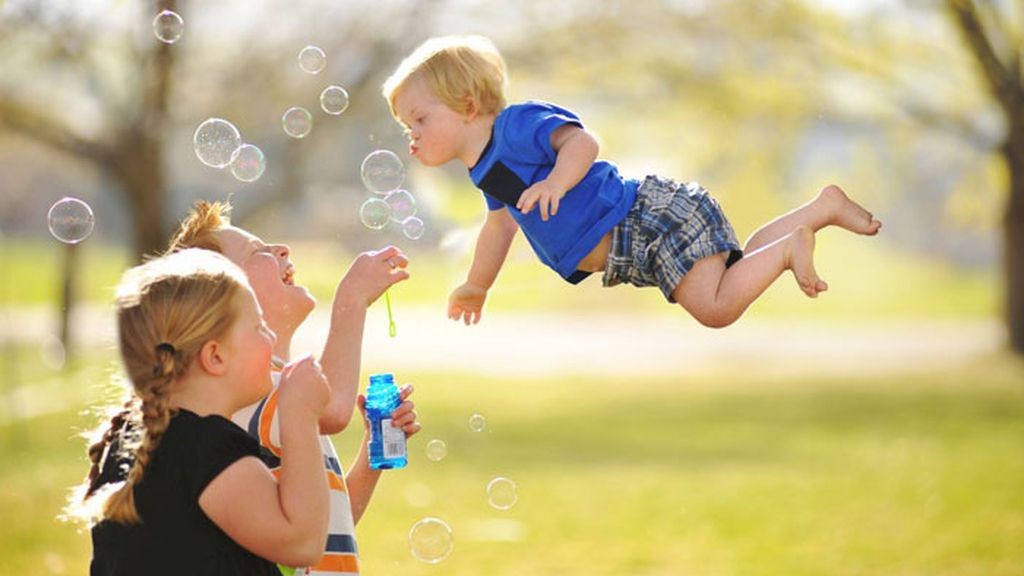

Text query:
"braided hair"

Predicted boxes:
[[65, 249, 249, 525]]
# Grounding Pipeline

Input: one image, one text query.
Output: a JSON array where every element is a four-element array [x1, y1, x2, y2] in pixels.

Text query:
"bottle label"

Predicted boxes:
[[381, 418, 407, 459]]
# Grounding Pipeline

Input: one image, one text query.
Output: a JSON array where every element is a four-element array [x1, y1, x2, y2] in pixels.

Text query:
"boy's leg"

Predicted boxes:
[[673, 226, 823, 328], [743, 185, 881, 254]]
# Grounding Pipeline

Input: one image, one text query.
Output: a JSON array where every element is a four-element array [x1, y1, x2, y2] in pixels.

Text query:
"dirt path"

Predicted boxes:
[[2, 305, 1005, 379]]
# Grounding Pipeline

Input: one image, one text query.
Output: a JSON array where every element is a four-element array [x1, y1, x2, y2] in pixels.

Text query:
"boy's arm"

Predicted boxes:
[[346, 386, 420, 525], [319, 247, 409, 435], [448, 208, 519, 325], [516, 125, 600, 221]]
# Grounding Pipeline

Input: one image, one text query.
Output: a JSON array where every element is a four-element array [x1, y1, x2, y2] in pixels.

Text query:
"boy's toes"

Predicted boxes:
[[798, 276, 817, 298], [867, 217, 882, 235]]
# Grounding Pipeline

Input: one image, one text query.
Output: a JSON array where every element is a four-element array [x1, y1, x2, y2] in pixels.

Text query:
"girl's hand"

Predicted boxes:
[[356, 384, 421, 437], [447, 282, 487, 325], [516, 179, 566, 221], [337, 246, 410, 308], [278, 354, 330, 419]]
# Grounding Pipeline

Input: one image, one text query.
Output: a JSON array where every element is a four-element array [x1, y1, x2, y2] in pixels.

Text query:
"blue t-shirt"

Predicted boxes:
[[468, 101, 638, 283]]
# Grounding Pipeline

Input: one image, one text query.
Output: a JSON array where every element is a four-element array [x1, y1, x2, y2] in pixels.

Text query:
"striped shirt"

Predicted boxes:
[[232, 361, 360, 576]]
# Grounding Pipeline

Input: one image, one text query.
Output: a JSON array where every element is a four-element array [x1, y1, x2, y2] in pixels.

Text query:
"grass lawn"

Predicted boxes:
[[2, 348, 1021, 575]]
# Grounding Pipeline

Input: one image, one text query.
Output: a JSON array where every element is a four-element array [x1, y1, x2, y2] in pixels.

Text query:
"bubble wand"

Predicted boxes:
[[384, 289, 397, 338]]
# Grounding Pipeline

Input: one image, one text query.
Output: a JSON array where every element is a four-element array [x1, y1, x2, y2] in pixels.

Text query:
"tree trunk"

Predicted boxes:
[[114, 131, 168, 260], [1004, 130, 1024, 353], [59, 241, 77, 363]]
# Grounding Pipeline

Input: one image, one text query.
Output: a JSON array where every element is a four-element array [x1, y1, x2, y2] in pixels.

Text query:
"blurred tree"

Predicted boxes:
[[945, 0, 1024, 351], [0, 0, 177, 258]]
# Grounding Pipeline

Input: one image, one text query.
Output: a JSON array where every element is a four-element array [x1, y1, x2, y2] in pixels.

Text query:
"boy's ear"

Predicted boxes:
[[196, 340, 228, 376], [463, 96, 478, 120]]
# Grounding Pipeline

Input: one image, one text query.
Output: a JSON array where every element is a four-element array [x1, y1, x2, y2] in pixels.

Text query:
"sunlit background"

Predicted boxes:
[[1, 1, 1022, 574]]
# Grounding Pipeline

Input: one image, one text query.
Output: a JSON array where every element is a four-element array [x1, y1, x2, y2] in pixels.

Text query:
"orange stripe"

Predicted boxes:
[[259, 387, 283, 457], [310, 553, 359, 572], [327, 470, 347, 492]]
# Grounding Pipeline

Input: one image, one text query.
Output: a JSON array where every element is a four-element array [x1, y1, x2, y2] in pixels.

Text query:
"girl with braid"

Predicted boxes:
[[67, 249, 332, 575]]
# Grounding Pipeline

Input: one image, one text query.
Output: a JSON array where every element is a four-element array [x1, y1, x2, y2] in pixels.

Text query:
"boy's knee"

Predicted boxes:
[[686, 305, 739, 329]]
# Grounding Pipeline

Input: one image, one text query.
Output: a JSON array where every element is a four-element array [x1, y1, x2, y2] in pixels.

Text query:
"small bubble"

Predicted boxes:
[[282, 107, 313, 139], [359, 197, 391, 230], [360, 150, 404, 194], [487, 477, 518, 510], [320, 85, 350, 115], [409, 517, 453, 564], [230, 143, 266, 182], [385, 189, 416, 222], [297, 45, 326, 74], [47, 198, 94, 244], [401, 216, 425, 240], [193, 118, 242, 168], [469, 413, 486, 432], [425, 439, 447, 462], [152, 10, 183, 44]]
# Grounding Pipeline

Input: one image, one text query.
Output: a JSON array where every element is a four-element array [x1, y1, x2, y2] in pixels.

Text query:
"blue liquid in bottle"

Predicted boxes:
[[366, 373, 408, 470]]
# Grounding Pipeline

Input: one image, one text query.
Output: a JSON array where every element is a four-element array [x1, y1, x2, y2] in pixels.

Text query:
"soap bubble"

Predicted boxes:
[[282, 107, 313, 139], [425, 439, 447, 462], [297, 45, 326, 74], [487, 477, 518, 510], [47, 197, 94, 244], [320, 85, 350, 115], [359, 198, 391, 230], [230, 144, 266, 182], [152, 10, 183, 44], [409, 517, 453, 564], [468, 413, 486, 432], [401, 216, 425, 240], [360, 150, 404, 194], [193, 118, 242, 168], [384, 189, 416, 222]]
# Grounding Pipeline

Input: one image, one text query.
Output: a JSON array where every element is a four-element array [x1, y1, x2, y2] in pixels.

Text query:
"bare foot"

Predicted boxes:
[[785, 226, 828, 298], [819, 185, 882, 236]]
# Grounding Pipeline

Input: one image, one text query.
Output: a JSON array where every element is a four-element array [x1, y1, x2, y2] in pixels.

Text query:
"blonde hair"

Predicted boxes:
[[382, 35, 508, 121], [67, 249, 250, 525], [165, 200, 232, 255]]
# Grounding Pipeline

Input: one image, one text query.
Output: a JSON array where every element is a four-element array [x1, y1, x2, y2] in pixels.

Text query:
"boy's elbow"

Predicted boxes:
[[318, 402, 354, 435]]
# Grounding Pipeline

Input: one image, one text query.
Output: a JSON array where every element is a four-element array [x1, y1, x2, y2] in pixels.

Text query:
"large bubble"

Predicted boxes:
[[359, 198, 391, 230], [360, 150, 404, 194], [230, 144, 266, 182], [320, 85, 350, 115], [282, 107, 313, 139], [409, 517, 454, 564], [193, 118, 242, 168], [47, 197, 95, 244], [297, 45, 326, 74], [152, 10, 183, 44], [487, 477, 518, 510]]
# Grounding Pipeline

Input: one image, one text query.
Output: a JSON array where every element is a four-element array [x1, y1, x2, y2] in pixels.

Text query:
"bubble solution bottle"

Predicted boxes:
[[366, 373, 408, 470]]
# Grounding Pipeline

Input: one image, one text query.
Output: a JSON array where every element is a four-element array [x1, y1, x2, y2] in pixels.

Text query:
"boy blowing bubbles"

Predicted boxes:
[[382, 36, 881, 328]]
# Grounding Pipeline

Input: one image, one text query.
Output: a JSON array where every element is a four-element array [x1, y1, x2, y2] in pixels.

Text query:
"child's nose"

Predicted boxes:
[[271, 244, 290, 260]]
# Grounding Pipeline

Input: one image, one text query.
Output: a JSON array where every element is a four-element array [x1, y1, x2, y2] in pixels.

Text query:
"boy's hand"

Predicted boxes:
[[356, 383, 421, 437], [447, 282, 487, 325], [278, 354, 331, 419], [337, 246, 410, 308], [517, 179, 566, 222]]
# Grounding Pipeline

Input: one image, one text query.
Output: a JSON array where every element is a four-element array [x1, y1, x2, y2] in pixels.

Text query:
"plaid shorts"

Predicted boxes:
[[602, 175, 743, 303]]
